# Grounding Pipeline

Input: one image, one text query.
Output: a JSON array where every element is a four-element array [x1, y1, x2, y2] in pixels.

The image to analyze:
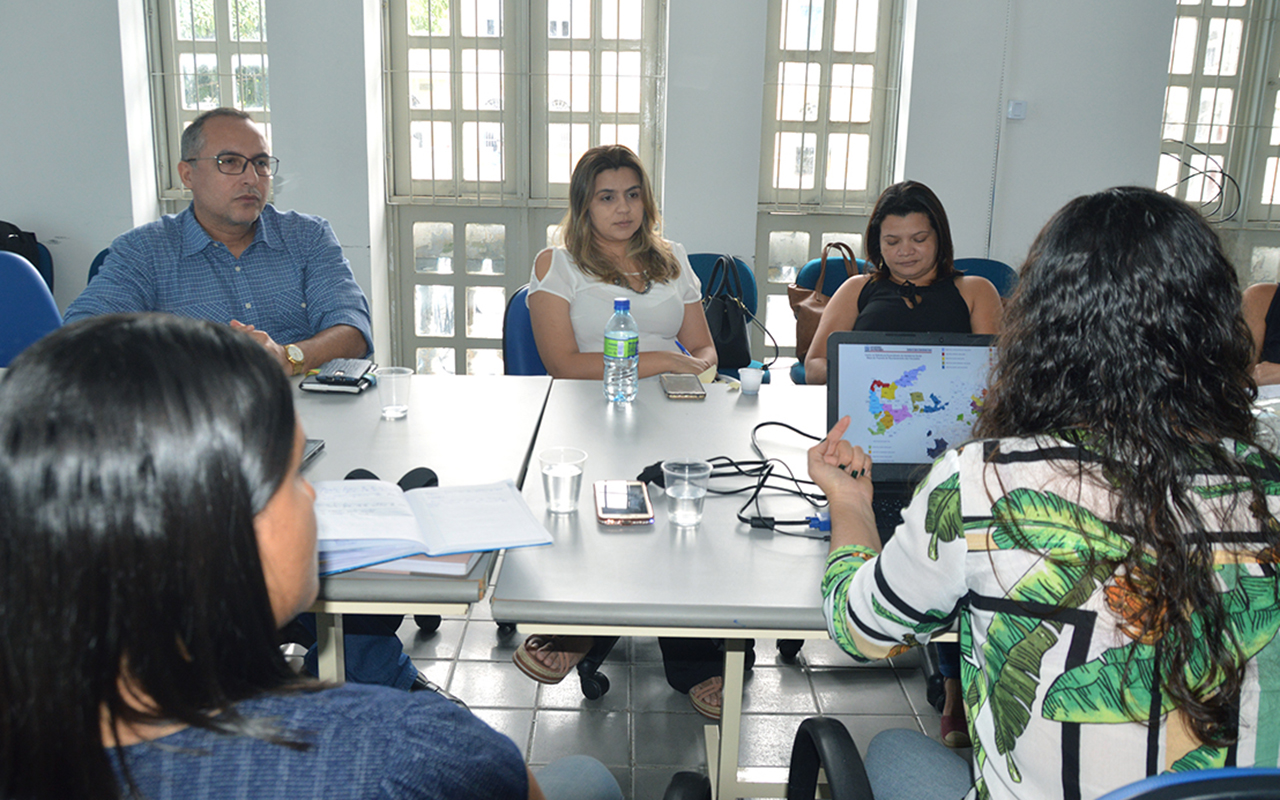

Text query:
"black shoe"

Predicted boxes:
[[410, 673, 468, 710]]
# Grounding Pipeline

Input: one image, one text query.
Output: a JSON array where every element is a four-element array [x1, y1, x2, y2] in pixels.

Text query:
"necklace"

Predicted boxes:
[[612, 271, 653, 294]]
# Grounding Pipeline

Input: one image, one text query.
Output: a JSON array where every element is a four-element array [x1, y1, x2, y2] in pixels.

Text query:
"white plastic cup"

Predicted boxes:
[[376, 367, 413, 420], [539, 447, 587, 513], [739, 367, 764, 395], [662, 459, 713, 526]]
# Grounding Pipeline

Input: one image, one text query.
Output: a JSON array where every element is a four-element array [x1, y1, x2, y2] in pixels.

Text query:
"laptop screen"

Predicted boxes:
[[826, 331, 996, 483]]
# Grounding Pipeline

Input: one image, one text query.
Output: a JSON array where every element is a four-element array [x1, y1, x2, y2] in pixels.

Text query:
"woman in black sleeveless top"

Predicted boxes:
[[1242, 281, 1280, 385], [804, 181, 1001, 384]]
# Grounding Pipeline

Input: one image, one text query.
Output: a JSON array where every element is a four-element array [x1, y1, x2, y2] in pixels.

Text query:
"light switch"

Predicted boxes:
[[1007, 100, 1027, 120]]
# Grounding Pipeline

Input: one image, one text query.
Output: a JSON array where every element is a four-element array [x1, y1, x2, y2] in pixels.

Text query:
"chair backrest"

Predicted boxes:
[[795, 255, 866, 298], [503, 284, 548, 376], [954, 257, 1018, 298], [687, 253, 757, 314], [35, 242, 54, 293], [0, 251, 63, 367], [88, 247, 110, 285], [1094, 767, 1280, 800]]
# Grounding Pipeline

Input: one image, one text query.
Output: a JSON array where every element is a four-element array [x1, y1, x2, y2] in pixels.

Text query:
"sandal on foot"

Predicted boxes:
[[689, 676, 723, 721], [941, 713, 971, 748], [512, 635, 593, 684]]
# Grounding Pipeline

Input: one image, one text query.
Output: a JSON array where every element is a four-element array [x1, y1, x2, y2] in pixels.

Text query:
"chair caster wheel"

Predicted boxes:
[[777, 639, 803, 663], [496, 622, 517, 637], [580, 672, 610, 700], [926, 672, 946, 713], [414, 615, 442, 634]]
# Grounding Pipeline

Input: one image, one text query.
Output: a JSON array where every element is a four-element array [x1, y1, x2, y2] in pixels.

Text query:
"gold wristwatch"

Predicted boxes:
[[285, 344, 306, 376]]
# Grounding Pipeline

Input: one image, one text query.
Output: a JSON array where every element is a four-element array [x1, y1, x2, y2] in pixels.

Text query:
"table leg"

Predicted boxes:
[[716, 638, 747, 799], [315, 611, 345, 683]]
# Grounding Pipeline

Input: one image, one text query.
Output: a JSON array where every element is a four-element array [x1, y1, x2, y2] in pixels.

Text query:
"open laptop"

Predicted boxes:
[[826, 330, 996, 536]]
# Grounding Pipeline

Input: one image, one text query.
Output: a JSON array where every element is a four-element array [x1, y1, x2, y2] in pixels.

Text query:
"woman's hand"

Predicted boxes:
[[808, 417, 881, 553]]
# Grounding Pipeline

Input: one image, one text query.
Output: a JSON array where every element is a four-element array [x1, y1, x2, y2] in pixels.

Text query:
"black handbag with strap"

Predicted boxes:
[[701, 255, 755, 370]]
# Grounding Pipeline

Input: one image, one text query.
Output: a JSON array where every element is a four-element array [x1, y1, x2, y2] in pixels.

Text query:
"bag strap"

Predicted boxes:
[[820, 241, 859, 282], [710, 254, 743, 300]]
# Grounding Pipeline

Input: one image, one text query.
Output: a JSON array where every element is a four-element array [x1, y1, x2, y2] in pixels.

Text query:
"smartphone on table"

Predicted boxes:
[[593, 480, 655, 525]]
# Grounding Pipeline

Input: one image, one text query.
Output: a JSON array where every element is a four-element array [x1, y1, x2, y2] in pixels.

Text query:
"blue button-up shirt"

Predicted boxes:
[[65, 204, 373, 355]]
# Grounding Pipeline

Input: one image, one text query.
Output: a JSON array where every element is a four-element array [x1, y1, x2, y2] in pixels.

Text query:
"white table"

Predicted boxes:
[[491, 378, 832, 799], [295, 374, 552, 680]]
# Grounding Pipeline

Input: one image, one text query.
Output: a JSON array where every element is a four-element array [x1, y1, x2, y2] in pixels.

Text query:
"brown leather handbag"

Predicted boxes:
[[787, 241, 859, 362]]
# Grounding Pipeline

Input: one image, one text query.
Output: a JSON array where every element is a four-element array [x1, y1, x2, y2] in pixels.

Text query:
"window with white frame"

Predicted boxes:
[[1158, 0, 1280, 283], [756, 0, 902, 354], [150, 0, 271, 206], [386, 0, 665, 374]]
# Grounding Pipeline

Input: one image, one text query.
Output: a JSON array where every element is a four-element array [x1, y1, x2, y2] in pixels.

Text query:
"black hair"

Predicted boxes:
[[0, 314, 306, 799], [975, 186, 1278, 746], [864, 180, 956, 282]]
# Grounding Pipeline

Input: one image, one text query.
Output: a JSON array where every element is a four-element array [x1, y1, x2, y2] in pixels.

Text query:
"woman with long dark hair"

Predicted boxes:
[[0, 314, 620, 800], [810, 187, 1280, 799]]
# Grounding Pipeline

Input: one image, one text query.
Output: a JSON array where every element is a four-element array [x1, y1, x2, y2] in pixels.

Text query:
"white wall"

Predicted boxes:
[[903, 0, 1174, 267], [662, 1, 768, 264]]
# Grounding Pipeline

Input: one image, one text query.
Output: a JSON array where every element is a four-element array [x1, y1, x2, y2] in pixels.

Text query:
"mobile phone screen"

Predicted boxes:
[[596, 481, 650, 515]]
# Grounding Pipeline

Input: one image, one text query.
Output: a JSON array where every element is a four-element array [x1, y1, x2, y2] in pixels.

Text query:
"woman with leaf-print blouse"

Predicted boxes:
[[810, 187, 1280, 800]]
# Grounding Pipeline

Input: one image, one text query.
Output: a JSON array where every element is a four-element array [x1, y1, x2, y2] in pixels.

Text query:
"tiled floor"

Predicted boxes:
[[393, 584, 968, 800]]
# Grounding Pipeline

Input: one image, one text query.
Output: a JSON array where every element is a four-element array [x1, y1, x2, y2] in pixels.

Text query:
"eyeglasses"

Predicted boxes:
[[185, 153, 280, 177]]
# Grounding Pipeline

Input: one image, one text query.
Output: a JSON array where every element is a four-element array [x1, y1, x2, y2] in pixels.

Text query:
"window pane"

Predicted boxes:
[[821, 232, 863, 260], [1184, 153, 1226, 203], [177, 0, 216, 40], [460, 0, 503, 37], [410, 121, 453, 180], [599, 123, 639, 153], [230, 0, 265, 42], [1169, 17, 1198, 75], [467, 348, 504, 375], [1156, 152, 1182, 196], [832, 0, 877, 53], [413, 222, 454, 273], [1203, 17, 1242, 76], [777, 62, 820, 121], [766, 294, 797, 348], [830, 63, 873, 122], [826, 133, 869, 191], [409, 49, 451, 110], [602, 0, 643, 40], [601, 51, 641, 114], [768, 230, 810, 284], [1270, 90, 1280, 147], [1252, 245, 1280, 283], [773, 132, 817, 190], [547, 0, 590, 39], [547, 224, 563, 248], [1263, 157, 1280, 206], [548, 51, 590, 112], [179, 53, 221, 110], [462, 121, 504, 181], [1193, 87, 1232, 144], [466, 286, 506, 338], [1162, 86, 1189, 140], [408, 0, 450, 35], [416, 347, 456, 375], [462, 49, 503, 111], [780, 0, 824, 51], [414, 284, 455, 337], [232, 54, 269, 111], [465, 223, 506, 275], [548, 123, 590, 184]]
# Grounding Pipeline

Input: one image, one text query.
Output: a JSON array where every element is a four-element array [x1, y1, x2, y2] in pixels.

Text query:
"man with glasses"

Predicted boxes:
[[65, 107, 372, 377], [63, 108, 424, 697]]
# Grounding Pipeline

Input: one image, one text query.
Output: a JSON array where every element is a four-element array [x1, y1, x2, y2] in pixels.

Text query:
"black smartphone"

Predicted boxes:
[[315, 358, 375, 386], [593, 480, 655, 525]]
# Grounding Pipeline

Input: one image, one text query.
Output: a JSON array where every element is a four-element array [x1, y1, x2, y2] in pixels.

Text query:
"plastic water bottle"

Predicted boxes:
[[603, 297, 639, 403]]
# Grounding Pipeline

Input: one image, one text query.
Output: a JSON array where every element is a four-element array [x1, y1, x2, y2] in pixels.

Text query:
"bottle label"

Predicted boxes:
[[603, 335, 638, 359]]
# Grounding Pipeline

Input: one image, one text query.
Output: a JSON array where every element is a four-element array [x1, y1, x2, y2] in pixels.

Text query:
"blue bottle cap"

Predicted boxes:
[[614, 297, 630, 311]]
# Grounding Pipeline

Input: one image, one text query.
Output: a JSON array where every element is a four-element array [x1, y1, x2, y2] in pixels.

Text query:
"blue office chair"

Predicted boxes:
[[954, 257, 1018, 298], [88, 247, 110, 285], [35, 242, 54, 293], [789, 254, 867, 385], [0, 251, 62, 367], [686, 252, 772, 382], [1095, 767, 1280, 800], [503, 284, 548, 376]]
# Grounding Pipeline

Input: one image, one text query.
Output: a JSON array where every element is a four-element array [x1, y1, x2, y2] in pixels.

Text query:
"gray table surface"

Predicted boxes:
[[295, 373, 552, 604], [490, 378, 832, 632]]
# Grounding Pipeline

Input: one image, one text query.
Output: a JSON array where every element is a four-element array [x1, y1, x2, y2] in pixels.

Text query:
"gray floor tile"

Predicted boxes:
[[634, 767, 697, 800], [538, 666, 631, 711], [457, 618, 523, 661], [798, 636, 877, 668], [631, 636, 664, 663], [632, 711, 711, 767], [826, 713, 925, 755], [737, 713, 811, 768], [530, 709, 632, 767], [810, 667, 914, 715], [398, 617, 466, 660], [449, 659, 541, 708], [742, 666, 818, 714], [470, 707, 535, 758], [414, 658, 453, 688], [632, 663, 696, 714]]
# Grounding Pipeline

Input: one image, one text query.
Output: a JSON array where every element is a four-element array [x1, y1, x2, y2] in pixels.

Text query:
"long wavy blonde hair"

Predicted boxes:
[[561, 145, 681, 284]]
